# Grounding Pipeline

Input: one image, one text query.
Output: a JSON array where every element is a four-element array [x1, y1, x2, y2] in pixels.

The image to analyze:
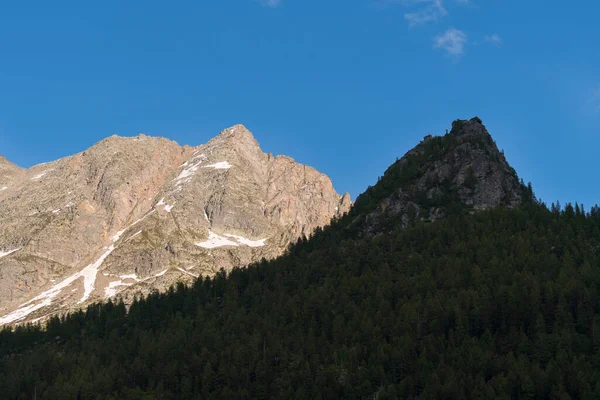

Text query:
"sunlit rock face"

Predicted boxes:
[[0, 125, 351, 325]]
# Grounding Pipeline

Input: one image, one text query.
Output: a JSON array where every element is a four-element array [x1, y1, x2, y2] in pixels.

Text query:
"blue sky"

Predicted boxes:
[[0, 0, 598, 207]]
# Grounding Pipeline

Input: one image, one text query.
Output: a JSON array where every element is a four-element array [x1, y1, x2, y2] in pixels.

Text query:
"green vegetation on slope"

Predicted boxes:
[[2, 201, 600, 399]]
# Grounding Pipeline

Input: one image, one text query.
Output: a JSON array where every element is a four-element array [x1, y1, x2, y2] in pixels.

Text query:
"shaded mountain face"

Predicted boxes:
[[0, 125, 351, 325], [352, 117, 525, 228]]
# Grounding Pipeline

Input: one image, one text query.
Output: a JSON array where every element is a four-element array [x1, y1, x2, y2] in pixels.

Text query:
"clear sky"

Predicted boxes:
[[0, 0, 598, 207]]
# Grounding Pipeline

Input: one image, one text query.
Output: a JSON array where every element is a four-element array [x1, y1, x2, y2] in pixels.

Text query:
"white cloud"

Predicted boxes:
[[484, 33, 502, 45], [404, 0, 447, 26], [261, 0, 281, 7], [433, 28, 468, 57]]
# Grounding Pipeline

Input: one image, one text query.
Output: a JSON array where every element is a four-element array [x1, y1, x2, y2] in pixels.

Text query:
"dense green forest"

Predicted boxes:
[[2, 199, 600, 399]]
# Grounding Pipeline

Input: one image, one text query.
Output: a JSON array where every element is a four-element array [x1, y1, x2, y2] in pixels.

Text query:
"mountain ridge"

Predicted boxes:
[[4, 118, 600, 399], [0, 124, 351, 325]]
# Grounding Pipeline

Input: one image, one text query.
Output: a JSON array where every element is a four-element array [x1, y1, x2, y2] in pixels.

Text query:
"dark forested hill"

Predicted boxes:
[[1, 119, 599, 399]]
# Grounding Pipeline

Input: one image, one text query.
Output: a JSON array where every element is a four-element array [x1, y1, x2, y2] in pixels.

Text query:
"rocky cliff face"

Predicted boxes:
[[0, 125, 351, 325], [353, 117, 524, 228]]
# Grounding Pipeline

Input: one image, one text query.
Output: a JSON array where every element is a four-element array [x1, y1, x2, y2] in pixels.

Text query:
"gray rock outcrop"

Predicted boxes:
[[360, 117, 524, 227]]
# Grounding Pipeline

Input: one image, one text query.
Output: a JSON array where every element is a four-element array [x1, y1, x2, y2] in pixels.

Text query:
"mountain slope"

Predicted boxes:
[[0, 125, 351, 325], [352, 117, 526, 228], [3, 118, 599, 399], [0, 155, 25, 189]]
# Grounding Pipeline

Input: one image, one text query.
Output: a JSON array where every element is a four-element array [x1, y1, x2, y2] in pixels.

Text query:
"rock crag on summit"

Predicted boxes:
[[353, 117, 525, 228]]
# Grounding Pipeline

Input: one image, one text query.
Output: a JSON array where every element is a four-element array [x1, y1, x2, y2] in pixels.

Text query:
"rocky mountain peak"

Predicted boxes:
[[352, 117, 525, 228], [216, 124, 257, 144], [450, 116, 491, 140], [0, 124, 351, 326]]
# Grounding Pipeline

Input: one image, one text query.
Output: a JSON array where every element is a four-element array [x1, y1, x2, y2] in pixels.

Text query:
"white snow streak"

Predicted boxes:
[[0, 187, 7, 191], [0, 210, 156, 325], [31, 170, 52, 180], [126, 230, 142, 242], [195, 231, 239, 249], [196, 230, 267, 249], [0, 299, 52, 326], [223, 234, 266, 248], [105, 280, 127, 298], [0, 247, 21, 258], [104, 269, 169, 299], [174, 154, 207, 185], [156, 197, 175, 212], [177, 267, 199, 278], [204, 161, 232, 170], [104, 274, 141, 298]]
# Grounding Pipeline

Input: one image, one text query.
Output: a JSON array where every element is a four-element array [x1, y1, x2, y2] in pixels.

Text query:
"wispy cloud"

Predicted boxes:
[[588, 85, 600, 114], [384, 0, 476, 58], [484, 33, 502, 45], [403, 0, 447, 27], [260, 0, 281, 7], [433, 28, 468, 57]]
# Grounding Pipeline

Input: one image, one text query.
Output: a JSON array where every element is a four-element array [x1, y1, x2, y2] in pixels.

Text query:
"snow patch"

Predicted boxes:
[[0, 248, 21, 258], [105, 280, 128, 298], [204, 161, 232, 170], [223, 234, 267, 248], [174, 154, 207, 186], [0, 298, 52, 326], [0, 210, 157, 325], [156, 197, 175, 212], [195, 231, 239, 249], [31, 170, 52, 180], [177, 267, 199, 278], [196, 231, 267, 249], [0, 187, 7, 191]]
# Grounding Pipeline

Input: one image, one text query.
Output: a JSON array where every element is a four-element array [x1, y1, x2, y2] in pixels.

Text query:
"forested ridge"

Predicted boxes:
[[2, 200, 600, 399], [2, 120, 600, 399]]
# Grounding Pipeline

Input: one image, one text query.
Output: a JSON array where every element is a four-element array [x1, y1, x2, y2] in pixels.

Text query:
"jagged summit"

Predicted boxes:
[[216, 124, 256, 142], [352, 117, 524, 228], [449, 116, 493, 140], [211, 124, 261, 154]]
